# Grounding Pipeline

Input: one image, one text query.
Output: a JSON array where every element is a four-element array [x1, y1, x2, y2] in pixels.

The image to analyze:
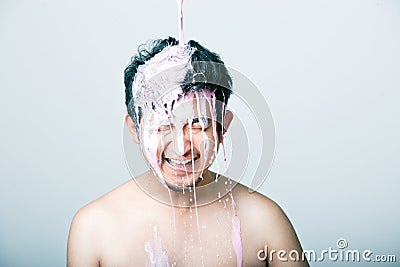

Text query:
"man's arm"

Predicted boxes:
[[238, 189, 309, 267], [67, 206, 101, 267], [263, 199, 309, 267]]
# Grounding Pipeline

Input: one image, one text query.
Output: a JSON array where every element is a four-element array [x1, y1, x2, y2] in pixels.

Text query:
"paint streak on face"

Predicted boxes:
[[140, 89, 220, 190]]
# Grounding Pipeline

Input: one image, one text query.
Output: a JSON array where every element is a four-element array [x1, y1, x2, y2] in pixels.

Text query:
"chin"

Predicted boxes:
[[162, 172, 202, 191]]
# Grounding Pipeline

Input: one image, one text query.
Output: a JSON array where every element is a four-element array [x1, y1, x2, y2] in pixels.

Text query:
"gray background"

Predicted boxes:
[[0, 0, 399, 266]]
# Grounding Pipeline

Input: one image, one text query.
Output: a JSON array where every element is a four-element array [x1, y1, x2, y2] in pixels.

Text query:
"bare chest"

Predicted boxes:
[[98, 204, 262, 266]]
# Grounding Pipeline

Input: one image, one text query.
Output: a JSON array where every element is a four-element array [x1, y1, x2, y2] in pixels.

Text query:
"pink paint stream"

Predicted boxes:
[[176, 0, 184, 45]]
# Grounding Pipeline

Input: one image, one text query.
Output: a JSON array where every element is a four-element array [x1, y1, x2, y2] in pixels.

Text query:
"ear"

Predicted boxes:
[[125, 114, 140, 144], [222, 110, 233, 136]]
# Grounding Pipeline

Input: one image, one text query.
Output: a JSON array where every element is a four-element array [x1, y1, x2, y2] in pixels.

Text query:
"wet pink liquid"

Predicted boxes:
[[176, 0, 184, 44]]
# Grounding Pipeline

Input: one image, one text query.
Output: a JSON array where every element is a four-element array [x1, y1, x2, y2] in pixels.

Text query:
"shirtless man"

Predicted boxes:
[[67, 37, 309, 267]]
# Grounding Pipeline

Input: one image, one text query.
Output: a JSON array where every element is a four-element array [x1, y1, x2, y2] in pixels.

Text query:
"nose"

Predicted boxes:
[[175, 124, 193, 156]]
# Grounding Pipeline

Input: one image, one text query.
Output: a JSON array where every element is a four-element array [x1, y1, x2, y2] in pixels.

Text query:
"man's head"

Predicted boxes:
[[124, 37, 233, 190]]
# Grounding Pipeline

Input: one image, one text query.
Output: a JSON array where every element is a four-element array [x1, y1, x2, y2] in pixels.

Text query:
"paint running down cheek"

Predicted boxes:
[[140, 110, 167, 185]]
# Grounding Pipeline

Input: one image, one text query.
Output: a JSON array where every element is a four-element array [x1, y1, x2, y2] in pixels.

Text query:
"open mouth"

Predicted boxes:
[[165, 156, 200, 172]]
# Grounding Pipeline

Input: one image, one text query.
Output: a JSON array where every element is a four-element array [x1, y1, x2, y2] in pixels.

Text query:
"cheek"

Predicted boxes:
[[139, 129, 164, 177], [156, 131, 174, 154], [195, 130, 217, 158], [203, 127, 219, 145]]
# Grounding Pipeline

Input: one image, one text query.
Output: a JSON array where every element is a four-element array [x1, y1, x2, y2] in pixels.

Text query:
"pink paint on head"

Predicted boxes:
[[132, 45, 195, 120]]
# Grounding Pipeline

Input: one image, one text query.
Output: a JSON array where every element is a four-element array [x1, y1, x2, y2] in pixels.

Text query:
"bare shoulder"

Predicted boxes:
[[232, 183, 309, 266], [232, 183, 290, 229], [70, 178, 143, 226], [67, 178, 144, 267]]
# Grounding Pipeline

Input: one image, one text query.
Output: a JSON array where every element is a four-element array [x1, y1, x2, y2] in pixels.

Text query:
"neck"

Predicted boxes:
[[136, 170, 235, 208]]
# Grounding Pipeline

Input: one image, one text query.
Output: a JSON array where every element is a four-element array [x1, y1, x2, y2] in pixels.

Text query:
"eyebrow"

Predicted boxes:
[[191, 117, 212, 127], [191, 117, 210, 123]]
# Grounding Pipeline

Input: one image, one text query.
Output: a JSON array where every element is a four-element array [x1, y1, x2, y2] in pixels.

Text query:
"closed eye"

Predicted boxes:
[[191, 117, 211, 129], [158, 124, 173, 132]]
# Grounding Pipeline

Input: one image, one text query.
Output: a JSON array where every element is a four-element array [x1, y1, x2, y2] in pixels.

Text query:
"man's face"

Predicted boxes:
[[140, 90, 220, 190]]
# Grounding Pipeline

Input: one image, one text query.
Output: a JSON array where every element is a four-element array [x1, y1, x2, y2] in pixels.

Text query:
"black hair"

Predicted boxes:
[[124, 37, 232, 132]]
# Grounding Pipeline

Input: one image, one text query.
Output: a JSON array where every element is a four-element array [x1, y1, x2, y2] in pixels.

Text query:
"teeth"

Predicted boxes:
[[168, 158, 192, 165]]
